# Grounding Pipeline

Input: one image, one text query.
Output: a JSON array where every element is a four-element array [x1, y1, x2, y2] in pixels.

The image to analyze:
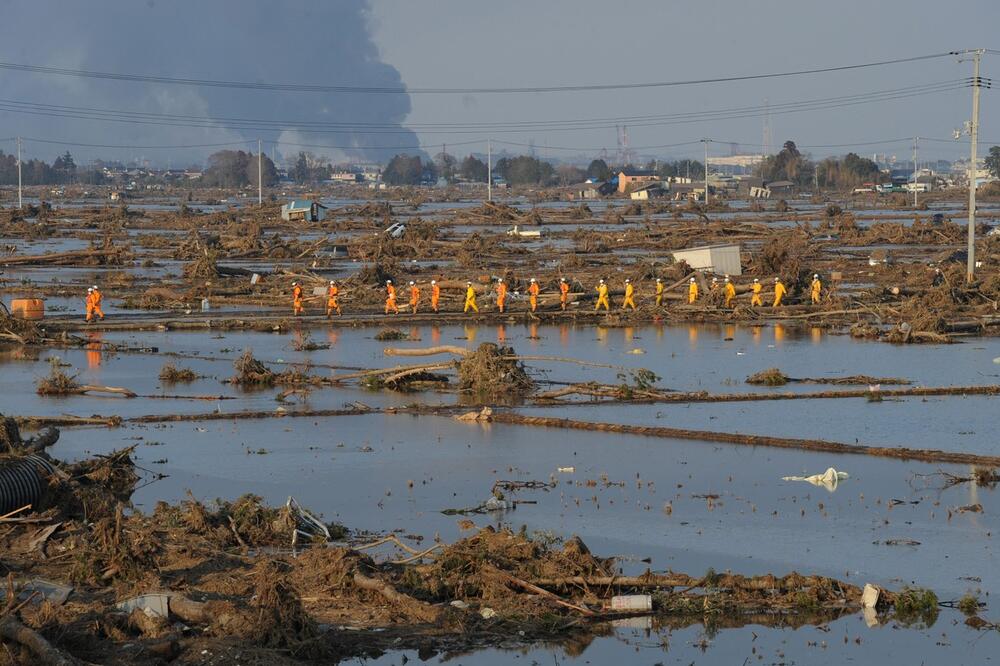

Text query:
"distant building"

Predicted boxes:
[[329, 171, 361, 183], [280, 199, 327, 222], [765, 180, 796, 194], [630, 183, 667, 200], [616, 167, 658, 193], [576, 181, 615, 199]]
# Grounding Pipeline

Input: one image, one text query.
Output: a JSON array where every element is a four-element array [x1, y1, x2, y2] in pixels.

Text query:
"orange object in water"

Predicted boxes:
[[10, 298, 44, 320]]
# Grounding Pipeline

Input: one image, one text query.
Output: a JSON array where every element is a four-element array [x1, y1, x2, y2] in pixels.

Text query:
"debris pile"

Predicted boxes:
[[457, 343, 533, 399]]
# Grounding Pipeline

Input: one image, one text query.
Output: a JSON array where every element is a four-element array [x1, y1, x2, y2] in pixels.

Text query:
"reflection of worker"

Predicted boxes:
[[292, 282, 304, 316], [86, 331, 102, 369], [385, 280, 399, 314], [559, 278, 570, 311], [750, 278, 763, 306], [326, 281, 341, 317], [595, 279, 610, 311], [655, 278, 664, 307], [464, 282, 479, 313], [86, 285, 105, 322], [724, 276, 736, 307], [496, 279, 507, 313], [528, 278, 540, 312], [622, 279, 637, 310], [687, 278, 698, 304], [810, 274, 822, 304], [431, 280, 440, 312], [773, 277, 787, 307], [408, 281, 420, 314]]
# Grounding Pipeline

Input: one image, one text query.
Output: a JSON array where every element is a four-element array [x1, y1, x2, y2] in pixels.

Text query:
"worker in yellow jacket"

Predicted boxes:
[[654, 278, 664, 307], [595, 279, 610, 311], [464, 282, 479, 313], [810, 274, 822, 304], [773, 277, 787, 307], [687, 277, 698, 304], [724, 276, 736, 308], [750, 279, 763, 306], [622, 279, 637, 310]]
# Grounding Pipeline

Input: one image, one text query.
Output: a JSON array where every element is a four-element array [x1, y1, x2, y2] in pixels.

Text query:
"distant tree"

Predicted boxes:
[[245, 152, 278, 188], [759, 140, 814, 185], [201, 150, 251, 188], [494, 155, 555, 186], [459, 155, 488, 182], [556, 164, 586, 185], [433, 152, 457, 183], [586, 158, 611, 181], [813, 152, 879, 190], [656, 159, 703, 180], [292, 152, 311, 183], [383, 154, 423, 185], [986, 146, 1000, 180], [52, 151, 77, 183]]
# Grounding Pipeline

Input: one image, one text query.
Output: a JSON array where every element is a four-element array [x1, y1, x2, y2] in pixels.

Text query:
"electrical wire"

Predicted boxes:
[[0, 52, 956, 94], [0, 81, 969, 136]]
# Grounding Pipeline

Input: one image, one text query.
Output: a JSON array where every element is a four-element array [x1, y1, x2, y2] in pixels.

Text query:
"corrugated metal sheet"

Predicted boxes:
[[672, 243, 742, 276]]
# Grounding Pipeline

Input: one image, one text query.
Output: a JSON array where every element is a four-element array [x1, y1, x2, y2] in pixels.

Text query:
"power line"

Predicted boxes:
[[0, 53, 956, 95], [0, 81, 969, 136]]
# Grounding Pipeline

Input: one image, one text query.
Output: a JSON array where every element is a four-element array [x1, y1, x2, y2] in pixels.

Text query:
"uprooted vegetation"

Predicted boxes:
[[457, 343, 534, 399], [229, 349, 323, 387]]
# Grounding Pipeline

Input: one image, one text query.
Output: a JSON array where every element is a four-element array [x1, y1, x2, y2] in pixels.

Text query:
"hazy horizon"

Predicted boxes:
[[0, 0, 997, 166]]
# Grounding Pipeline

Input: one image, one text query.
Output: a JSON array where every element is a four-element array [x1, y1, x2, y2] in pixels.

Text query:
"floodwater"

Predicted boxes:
[[4, 321, 1000, 663]]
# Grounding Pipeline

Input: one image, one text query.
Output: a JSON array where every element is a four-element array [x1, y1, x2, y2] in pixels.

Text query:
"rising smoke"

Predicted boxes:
[[0, 0, 418, 164]]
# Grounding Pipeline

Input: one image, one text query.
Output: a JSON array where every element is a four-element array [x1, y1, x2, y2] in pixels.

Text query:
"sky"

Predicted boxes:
[[0, 0, 997, 167]]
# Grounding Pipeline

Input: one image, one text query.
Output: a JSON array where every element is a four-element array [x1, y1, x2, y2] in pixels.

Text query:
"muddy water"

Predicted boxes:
[[4, 321, 1000, 664]]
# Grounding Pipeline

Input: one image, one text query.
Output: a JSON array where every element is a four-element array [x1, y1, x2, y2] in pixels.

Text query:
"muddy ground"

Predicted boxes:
[[2, 186, 1000, 664]]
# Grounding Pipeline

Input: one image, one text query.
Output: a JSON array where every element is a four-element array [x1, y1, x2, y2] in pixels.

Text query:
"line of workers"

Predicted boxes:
[[286, 274, 824, 316]]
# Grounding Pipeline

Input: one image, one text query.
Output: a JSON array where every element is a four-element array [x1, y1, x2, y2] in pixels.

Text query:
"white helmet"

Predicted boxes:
[[599, 279, 605, 284], [753, 278, 759, 283], [431, 279, 436, 285], [329, 280, 334, 284], [689, 278, 695, 283], [724, 276, 730, 282], [292, 281, 298, 286], [386, 280, 392, 284], [625, 279, 630, 283], [467, 281, 472, 285], [87, 287, 93, 292], [530, 278, 536, 283], [92, 285, 99, 290], [409, 281, 415, 285], [560, 277, 566, 282], [498, 278, 503, 282], [774, 277, 780, 282], [813, 273, 819, 279]]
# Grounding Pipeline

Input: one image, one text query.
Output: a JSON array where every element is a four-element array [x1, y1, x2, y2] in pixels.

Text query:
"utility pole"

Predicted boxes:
[[966, 49, 984, 283], [257, 139, 263, 206], [487, 139, 492, 202], [16, 137, 22, 209], [912, 137, 919, 209], [702, 139, 709, 205]]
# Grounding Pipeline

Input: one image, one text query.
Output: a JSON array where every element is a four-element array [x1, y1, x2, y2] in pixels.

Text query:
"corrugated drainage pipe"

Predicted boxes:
[[0, 454, 57, 515]]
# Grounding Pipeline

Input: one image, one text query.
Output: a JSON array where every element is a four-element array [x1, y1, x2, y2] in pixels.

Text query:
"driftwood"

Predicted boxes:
[[0, 616, 81, 665], [352, 572, 441, 623], [488, 412, 1000, 467]]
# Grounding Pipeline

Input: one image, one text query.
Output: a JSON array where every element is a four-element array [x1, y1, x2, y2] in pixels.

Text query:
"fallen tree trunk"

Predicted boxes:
[[488, 411, 1000, 467], [383, 345, 469, 357], [0, 616, 81, 665]]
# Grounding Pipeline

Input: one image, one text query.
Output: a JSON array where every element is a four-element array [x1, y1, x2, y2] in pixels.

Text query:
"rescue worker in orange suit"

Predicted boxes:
[[496, 278, 507, 313], [687, 277, 698, 304], [291, 282, 304, 316], [430, 280, 440, 313], [408, 281, 420, 314], [385, 280, 399, 314], [810, 273, 822, 304], [326, 281, 341, 317], [85, 287, 105, 323], [559, 278, 570, 310], [464, 281, 479, 313], [750, 278, 763, 306], [528, 278, 540, 312], [622, 279, 637, 311], [655, 278, 664, 307], [595, 279, 610, 311], [773, 277, 787, 307], [724, 276, 736, 308]]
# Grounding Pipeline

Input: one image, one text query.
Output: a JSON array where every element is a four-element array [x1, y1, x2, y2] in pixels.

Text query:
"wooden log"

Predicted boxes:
[[383, 345, 469, 357], [0, 616, 81, 665]]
